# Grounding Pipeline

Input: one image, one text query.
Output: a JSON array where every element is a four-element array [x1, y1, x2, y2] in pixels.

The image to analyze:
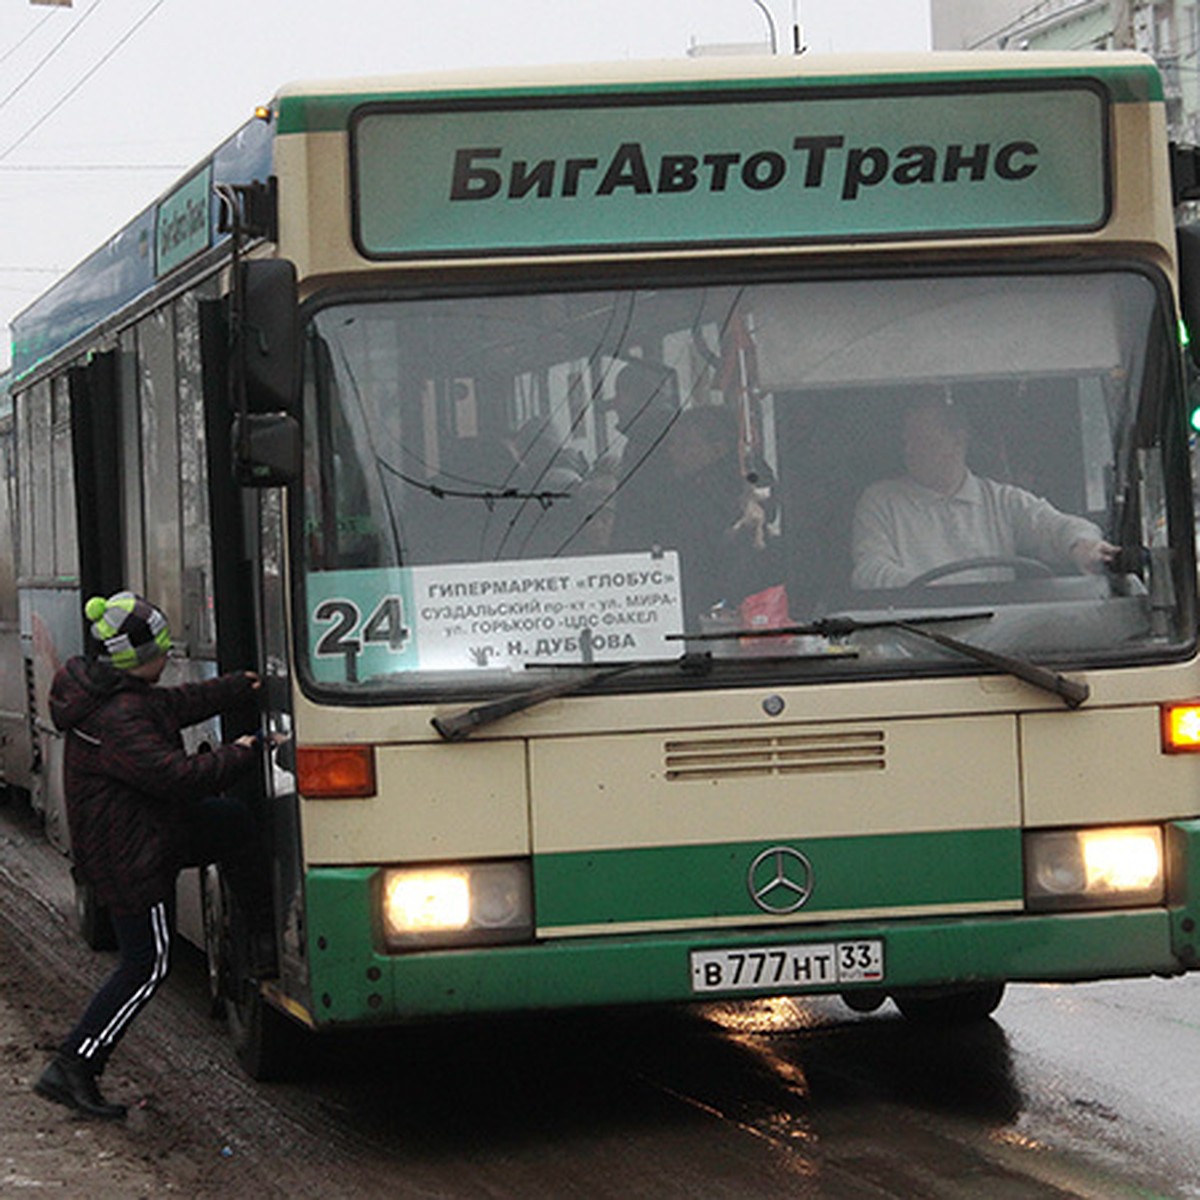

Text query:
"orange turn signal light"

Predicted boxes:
[[296, 744, 376, 798], [1162, 703, 1200, 753]]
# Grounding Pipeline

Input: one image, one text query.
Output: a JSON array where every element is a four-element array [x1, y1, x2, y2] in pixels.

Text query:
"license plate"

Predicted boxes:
[[690, 940, 884, 994]]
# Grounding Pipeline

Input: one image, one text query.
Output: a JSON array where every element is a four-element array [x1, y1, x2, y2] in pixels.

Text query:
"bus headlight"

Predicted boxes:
[[380, 860, 533, 949], [1025, 826, 1164, 910]]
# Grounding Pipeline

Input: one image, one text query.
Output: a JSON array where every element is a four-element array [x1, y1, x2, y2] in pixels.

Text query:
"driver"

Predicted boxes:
[[851, 396, 1117, 590]]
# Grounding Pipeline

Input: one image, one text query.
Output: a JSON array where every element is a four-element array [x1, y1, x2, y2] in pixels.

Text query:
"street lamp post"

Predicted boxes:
[[749, 0, 778, 54]]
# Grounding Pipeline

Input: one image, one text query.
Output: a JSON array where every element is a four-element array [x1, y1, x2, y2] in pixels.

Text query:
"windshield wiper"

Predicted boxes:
[[431, 656, 703, 741], [435, 608, 1088, 741], [672, 610, 1089, 709]]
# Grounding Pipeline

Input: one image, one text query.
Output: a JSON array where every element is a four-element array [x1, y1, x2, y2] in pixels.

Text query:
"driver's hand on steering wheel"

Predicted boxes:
[[1070, 537, 1120, 574]]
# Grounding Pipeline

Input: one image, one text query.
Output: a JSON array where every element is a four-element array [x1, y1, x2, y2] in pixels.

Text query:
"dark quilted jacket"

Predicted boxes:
[[49, 657, 259, 915]]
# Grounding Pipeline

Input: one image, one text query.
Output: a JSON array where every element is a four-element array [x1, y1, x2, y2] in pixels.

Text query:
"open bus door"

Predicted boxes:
[[65, 351, 126, 949], [195, 264, 307, 1077]]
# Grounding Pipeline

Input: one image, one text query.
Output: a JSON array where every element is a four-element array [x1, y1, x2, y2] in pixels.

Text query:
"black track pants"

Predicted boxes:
[[61, 901, 172, 1072]]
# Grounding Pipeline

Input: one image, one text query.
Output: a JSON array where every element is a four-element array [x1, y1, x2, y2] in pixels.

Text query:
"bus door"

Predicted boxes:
[[197, 287, 305, 998]]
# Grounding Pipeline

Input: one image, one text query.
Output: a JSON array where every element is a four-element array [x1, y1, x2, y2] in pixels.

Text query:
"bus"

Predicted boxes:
[[7, 50, 1200, 1078]]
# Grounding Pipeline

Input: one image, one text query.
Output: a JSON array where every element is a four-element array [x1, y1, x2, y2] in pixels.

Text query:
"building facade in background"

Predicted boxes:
[[932, 1, 1200, 140]]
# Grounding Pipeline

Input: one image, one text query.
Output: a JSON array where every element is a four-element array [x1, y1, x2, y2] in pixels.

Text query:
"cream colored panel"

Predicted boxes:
[[275, 132, 356, 281], [303, 741, 528, 864], [1108, 102, 1175, 263], [1021, 706, 1200, 826], [531, 715, 1019, 853]]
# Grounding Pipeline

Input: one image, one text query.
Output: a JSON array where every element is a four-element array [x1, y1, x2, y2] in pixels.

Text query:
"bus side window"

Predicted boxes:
[[303, 337, 381, 571], [138, 309, 184, 633]]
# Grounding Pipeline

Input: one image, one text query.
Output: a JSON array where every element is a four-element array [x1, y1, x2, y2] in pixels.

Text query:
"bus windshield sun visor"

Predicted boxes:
[[672, 611, 1089, 709]]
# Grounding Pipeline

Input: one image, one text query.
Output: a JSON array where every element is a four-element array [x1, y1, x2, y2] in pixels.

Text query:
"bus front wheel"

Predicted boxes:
[[225, 975, 298, 1081], [203, 865, 297, 1080]]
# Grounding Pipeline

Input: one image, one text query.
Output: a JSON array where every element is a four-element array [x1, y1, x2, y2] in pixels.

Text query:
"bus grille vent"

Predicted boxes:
[[664, 730, 885, 781]]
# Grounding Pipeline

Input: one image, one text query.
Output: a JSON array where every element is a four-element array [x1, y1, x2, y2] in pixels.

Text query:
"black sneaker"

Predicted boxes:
[[33, 1056, 127, 1120]]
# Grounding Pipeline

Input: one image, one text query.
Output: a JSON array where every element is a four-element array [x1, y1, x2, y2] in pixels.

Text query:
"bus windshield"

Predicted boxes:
[[299, 268, 1195, 697]]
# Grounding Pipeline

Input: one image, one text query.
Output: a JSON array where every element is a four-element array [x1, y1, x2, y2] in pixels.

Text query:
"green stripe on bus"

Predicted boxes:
[[533, 828, 1021, 929], [277, 64, 1161, 134]]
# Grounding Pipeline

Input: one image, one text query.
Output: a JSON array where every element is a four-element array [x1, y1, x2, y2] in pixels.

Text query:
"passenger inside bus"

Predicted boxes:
[[611, 360, 678, 467], [850, 393, 1118, 589], [484, 417, 590, 560], [613, 404, 774, 619], [607, 359, 679, 551]]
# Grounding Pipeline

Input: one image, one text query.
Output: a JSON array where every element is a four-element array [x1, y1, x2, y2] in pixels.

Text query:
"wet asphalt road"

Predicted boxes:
[[3, 796, 1200, 1198]]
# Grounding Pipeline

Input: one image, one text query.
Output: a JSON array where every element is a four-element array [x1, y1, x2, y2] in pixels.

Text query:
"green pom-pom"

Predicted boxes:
[[84, 596, 108, 622]]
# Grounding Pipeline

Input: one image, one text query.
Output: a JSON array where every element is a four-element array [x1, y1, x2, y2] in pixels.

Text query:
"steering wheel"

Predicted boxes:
[[904, 555, 1054, 588]]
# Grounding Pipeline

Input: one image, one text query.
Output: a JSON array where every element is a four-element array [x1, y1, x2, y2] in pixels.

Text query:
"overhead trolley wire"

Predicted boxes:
[[0, 0, 169, 163], [0, 0, 107, 117], [0, 7, 60, 71]]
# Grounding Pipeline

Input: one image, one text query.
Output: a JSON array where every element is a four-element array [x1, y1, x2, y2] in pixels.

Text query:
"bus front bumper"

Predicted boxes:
[[294, 820, 1200, 1028]]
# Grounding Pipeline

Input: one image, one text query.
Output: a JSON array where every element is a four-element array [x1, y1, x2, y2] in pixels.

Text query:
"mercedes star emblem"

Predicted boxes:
[[747, 846, 813, 914]]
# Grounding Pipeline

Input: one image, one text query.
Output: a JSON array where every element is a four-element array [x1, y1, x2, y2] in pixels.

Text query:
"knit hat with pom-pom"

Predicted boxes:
[[84, 592, 171, 669]]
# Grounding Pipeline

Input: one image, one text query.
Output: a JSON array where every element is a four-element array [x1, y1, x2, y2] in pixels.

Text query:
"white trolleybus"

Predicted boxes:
[[6, 51, 1200, 1077]]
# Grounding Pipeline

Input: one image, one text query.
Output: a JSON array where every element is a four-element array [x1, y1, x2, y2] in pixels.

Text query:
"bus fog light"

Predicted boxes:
[[381, 861, 532, 948], [1025, 827, 1164, 910]]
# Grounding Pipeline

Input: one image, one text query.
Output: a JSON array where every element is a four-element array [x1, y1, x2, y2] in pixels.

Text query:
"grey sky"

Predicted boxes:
[[0, 0, 931, 370]]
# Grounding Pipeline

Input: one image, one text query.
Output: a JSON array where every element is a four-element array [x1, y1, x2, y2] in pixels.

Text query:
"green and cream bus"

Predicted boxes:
[[8, 50, 1200, 1077]]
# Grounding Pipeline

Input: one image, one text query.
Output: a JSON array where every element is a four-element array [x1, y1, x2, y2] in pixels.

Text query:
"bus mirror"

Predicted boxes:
[[1177, 226, 1200, 368], [233, 413, 301, 486], [240, 259, 300, 412], [1171, 144, 1200, 205]]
